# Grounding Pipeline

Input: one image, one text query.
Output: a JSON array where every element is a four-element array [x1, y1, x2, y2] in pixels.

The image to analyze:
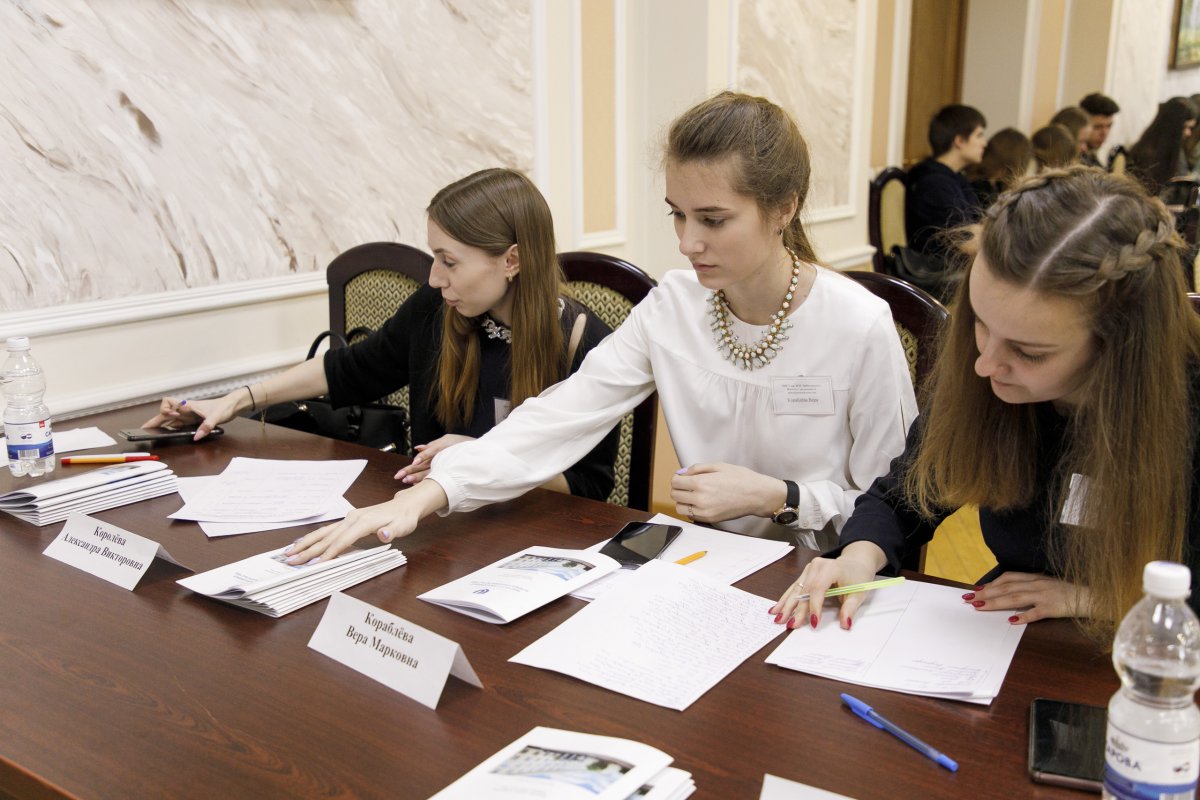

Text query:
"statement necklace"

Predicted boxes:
[[479, 298, 567, 344], [708, 248, 803, 370]]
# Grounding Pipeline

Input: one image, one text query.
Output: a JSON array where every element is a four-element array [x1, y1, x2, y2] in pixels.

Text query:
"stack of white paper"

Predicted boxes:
[[0, 461, 177, 526], [764, 580, 1025, 704], [177, 544, 406, 617], [512, 560, 786, 711], [169, 457, 366, 536], [432, 726, 694, 800], [572, 513, 793, 602], [419, 546, 622, 623]]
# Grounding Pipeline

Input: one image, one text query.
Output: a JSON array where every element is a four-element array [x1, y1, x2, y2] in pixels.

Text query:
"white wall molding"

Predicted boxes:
[[532, 0, 550, 188], [887, 0, 913, 166], [823, 244, 877, 270], [1, 272, 327, 340]]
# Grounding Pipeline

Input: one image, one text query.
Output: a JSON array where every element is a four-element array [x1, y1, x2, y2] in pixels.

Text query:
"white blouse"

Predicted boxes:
[[429, 267, 918, 547]]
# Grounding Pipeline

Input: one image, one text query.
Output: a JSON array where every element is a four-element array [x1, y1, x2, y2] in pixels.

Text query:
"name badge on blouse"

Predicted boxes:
[[494, 398, 513, 424], [1059, 473, 1091, 527], [771, 376, 835, 415]]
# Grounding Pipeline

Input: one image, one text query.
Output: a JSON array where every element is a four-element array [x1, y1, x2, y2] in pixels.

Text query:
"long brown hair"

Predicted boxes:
[[427, 168, 565, 429], [965, 127, 1031, 187], [908, 166, 1200, 638], [665, 91, 818, 263]]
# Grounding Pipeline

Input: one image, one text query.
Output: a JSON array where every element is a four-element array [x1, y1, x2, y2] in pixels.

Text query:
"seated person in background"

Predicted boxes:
[[905, 104, 987, 260], [1031, 124, 1077, 171], [1049, 106, 1093, 158], [771, 167, 1200, 637], [144, 168, 620, 502], [1128, 96, 1198, 197], [282, 91, 918, 563], [1185, 93, 1200, 171], [1079, 92, 1120, 167], [965, 127, 1032, 207]]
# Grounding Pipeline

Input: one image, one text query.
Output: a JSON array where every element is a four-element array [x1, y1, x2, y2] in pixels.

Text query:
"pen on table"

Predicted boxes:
[[794, 576, 905, 602], [61, 454, 160, 465], [841, 693, 958, 772], [674, 550, 707, 565]]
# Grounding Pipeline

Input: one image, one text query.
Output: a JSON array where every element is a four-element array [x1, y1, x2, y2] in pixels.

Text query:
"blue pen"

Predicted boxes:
[[840, 693, 958, 772]]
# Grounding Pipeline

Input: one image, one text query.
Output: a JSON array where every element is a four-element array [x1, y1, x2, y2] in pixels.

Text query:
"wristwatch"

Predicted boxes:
[[771, 480, 800, 526]]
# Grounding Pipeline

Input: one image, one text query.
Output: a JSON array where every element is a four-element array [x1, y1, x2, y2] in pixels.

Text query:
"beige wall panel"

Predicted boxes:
[[872, 0, 898, 168], [581, 0, 619, 235], [1032, 0, 1068, 125]]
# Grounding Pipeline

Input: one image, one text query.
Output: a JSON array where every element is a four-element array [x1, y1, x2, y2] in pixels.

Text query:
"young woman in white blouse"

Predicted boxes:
[[284, 91, 917, 565]]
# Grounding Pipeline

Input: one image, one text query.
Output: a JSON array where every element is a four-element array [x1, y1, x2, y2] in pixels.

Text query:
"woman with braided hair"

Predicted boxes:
[[772, 166, 1200, 640]]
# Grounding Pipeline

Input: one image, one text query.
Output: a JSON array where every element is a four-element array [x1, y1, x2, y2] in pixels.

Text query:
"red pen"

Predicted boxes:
[[60, 454, 160, 465]]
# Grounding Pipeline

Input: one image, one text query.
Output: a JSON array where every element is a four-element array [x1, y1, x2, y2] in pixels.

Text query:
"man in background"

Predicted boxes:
[[1080, 92, 1120, 167], [906, 104, 987, 260]]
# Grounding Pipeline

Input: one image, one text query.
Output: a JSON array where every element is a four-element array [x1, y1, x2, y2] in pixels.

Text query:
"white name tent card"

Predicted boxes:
[[307, 592, 481, 709], [43, 513, 189, 590]]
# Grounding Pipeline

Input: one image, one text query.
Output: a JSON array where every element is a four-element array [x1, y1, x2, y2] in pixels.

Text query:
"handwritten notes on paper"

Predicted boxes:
[[510, 559, 785, 710], [764, 580, 1025, 704], [43, 513, 189, 590], [170, 457, 366, 522], [308, 592, 481, 709]]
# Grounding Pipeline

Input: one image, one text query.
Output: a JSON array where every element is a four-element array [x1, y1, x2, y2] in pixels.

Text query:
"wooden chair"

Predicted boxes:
[[868, 167, 908, 276], [559, 251, 659, 511], [1108, 144, 1128, 175], [843, 270, 949, 402], [326, 242, 434, 454]]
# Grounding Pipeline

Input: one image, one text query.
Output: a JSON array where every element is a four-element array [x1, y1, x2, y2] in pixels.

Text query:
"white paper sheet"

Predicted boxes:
[[175, 476, 354, 537], [169, 457, 366, 522], [0, 426, 117, 454], [573, 513, 793, 601], [760, 774, 856, 800], [764, 580, 1025, 704], [511, 559, 786, 711]]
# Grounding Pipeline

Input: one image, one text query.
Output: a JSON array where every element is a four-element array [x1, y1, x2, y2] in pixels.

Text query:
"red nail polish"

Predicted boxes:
[[971, 600, 985, 608], [774, 614, 783, 624], [810, 613, 819, 629], [1008, 615, 1020, 624], [974, 586, 983, 591], [787, 617, 797, 629], [962, 592, 975, 601], [846, 617, 853, 630]]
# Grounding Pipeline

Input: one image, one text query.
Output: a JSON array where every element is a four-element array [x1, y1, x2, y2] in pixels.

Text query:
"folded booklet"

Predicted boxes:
[[418, 546, 621, 624], [0, 461, 178, 526], [178, 544, 406, 618], [431, 726, 694, 800]]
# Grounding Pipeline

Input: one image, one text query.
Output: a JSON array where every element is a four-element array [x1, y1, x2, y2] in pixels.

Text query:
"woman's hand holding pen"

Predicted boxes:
[[394, 434, 475, 483], [770, 542, 886, 631], [141, 395, 239, 440], [283, 479, 449, 564]]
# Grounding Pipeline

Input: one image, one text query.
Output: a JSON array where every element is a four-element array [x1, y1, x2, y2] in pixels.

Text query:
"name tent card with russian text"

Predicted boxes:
[[307, 591, 482, 709], [43, 512, 189, 590]]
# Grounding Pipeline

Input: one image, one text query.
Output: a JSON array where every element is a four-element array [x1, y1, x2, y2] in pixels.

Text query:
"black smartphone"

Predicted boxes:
[[1028, 697, 1107, 792], [120, 426, 224, 443], [598, 522, 683, 568]]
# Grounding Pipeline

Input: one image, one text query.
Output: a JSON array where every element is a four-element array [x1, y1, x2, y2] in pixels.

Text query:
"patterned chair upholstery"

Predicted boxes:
[[560, 251, 658, 511], [843, 270, 948, 403], [327, 242, 434, 455], [868, 166, 907, 276]]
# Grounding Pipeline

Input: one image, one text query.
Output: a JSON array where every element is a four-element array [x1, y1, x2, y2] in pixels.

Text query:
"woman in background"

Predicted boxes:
[[282, 91, 917, 565], [1128, 96, 1198, 197], [1031, 124, 1077, 171], [145, 168, 620, 501], [772, 167, 1200, 636], [966, 127, 1032, 207]]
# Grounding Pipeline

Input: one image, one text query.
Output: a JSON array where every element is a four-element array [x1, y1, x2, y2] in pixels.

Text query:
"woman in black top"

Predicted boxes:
[[145, 168, 618, 501], [771, 166, 1200, 638]]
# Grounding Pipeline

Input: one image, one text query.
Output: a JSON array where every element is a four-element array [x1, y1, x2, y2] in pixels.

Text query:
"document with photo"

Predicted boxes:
[[431, 726, 690, 800], [419, 546, 621, 624]]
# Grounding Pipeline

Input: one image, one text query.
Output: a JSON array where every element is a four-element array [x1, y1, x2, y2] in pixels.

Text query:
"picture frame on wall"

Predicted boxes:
[[1173, 0, 1200, 69]]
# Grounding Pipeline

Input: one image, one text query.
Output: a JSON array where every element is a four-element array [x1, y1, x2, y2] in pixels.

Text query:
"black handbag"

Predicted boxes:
[[248, 329, 409, 453]]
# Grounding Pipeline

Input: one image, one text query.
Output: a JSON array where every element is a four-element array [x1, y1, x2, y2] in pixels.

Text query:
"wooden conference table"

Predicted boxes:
[[0, 407, 1117, 799]]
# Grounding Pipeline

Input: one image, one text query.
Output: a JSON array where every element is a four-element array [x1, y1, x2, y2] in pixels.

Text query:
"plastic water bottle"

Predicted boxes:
[[2, 336, 54, 477], [1103, 561, 1200, 800]]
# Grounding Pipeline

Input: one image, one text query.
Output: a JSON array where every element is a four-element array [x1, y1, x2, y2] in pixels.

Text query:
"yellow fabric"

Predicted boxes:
[[881, 177, 907, 251]]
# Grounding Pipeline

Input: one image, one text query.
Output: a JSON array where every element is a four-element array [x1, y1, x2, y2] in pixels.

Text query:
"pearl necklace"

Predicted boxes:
[[708, 248, 802, 370]]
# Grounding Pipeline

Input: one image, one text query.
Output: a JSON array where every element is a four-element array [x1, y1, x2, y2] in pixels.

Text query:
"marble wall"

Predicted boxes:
[[736, 0, 857, 214], [0, 0, 534, 312]]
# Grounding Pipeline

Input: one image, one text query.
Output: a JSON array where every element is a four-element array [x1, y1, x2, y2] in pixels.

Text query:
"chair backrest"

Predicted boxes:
[[559, 251, 659, 511], [868, 167, 908, 275], [843, 270, 949, 400], [327, 242, 434, 453], [1108, 145, 1127, 175]]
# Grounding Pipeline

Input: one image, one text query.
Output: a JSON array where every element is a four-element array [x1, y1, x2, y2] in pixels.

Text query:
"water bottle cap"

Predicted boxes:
[[1143, 561, 1191, 599], [5, 336, 29, 352]]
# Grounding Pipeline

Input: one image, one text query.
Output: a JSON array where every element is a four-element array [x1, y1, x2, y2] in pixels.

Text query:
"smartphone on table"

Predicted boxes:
[[1028, 697, 1106, 792], [120, 426, 224, 443], [598, 521, 683, 568]]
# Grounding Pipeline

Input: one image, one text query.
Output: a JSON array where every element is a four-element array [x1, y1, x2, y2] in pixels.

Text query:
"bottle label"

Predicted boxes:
[[4, 420, 53, 461], [1104, 721, 1200, 800]]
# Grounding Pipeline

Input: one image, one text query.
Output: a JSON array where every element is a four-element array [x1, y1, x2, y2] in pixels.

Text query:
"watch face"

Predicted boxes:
[[774, 509, 799, 526]]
